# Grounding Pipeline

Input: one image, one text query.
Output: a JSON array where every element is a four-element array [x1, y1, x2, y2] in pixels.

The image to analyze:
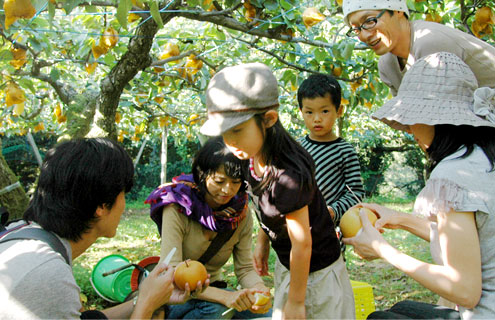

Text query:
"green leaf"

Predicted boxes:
[[84, 5, 97, 13], [314, 48, 327, 62], [332, 45, 343, 60], [117, 0, 132, 30], [104, 53, 115, 66], [63, 0, 85, 14], [264, 0, 278, 11], [0, 50, 14, 61], [50, 68, 60, 82], [214, 29, 226, 41], [187, 0, 200, 6], [18, 78, 36, 94], [28, 38, 43, 52], [48, 2, 55, 20], [284, 10, 296, 20], [341, 42, 355, 60], [280, 0, 293, 11], [225, 0, 241, 8], [281, 69, 296, 84], [150, 1, 164, 29]]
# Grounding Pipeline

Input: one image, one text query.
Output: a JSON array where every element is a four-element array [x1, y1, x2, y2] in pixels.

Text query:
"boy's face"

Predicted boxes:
[[301, 93, 343, 142]]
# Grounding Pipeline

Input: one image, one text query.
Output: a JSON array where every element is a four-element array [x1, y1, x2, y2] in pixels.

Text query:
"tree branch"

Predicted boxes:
[[175, 10, 337, 49], [150, 49, 195, 66], [18, 70, 75, 105], [238, 39, 366, 82], [90, 0, 181, 139]]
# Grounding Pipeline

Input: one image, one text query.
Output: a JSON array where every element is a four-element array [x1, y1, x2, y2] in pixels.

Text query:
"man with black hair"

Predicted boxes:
[[0, 138, 188, 319], [342, 0, 495, 96]]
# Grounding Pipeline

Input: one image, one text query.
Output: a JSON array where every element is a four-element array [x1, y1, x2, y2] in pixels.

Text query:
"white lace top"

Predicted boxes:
[[413, 146, 495, 319]]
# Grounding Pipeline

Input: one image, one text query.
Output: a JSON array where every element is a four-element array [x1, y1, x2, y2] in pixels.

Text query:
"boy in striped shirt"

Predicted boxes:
[[297, 74, 365, 251]]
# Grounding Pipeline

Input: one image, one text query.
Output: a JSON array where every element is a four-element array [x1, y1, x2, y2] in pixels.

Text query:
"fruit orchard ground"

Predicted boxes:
[[74, 207, 437, 311]]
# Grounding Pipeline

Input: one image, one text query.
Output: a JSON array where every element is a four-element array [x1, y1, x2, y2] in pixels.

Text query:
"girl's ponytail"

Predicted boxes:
[[253, 114, 315, 193]]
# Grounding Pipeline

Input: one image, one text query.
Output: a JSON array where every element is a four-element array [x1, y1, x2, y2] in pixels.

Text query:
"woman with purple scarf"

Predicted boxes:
[[146, 136, 272, 319]]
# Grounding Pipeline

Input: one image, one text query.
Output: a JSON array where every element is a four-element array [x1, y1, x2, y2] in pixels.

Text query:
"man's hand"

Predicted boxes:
[[131, 262, 174, 318]]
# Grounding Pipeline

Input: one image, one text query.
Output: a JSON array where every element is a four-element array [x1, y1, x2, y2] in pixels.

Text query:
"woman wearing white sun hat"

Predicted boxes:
[[341, 0, 495, 96], [343, 51, 495, 319]]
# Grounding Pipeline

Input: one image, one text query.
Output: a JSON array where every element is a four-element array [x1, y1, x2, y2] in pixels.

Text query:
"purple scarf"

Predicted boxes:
[[145, 174, 248, 234]]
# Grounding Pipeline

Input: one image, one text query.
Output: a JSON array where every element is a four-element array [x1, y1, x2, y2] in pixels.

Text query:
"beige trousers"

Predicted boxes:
[[272, 255, 355, 319]]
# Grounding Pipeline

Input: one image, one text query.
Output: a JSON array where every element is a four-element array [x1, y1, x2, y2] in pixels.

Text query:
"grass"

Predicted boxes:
[[74, 201, 438, 311]]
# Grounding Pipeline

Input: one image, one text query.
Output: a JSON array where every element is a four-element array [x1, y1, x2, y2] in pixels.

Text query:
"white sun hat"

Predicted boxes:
[[342, 0, 409, 25], [372, 52, 495, 131]]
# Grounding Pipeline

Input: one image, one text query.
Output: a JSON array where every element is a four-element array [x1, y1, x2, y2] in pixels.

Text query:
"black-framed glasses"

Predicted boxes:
[[346, 10, 387, 37]]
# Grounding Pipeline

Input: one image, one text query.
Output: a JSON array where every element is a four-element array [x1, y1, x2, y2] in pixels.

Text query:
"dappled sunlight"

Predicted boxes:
[[72, 205, 438, 311], [345, 225, 437, 310], [73, 208, 162, 309]]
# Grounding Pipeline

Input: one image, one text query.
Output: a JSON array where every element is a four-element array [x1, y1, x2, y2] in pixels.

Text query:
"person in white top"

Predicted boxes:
[[342, 0, 495, 96], [343, 52, 495, 319]]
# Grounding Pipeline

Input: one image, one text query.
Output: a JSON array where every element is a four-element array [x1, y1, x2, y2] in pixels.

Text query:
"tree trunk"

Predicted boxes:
[[88, 5, 179, 139], [0, 139, 29, 220], [161, 124, 168, 184]]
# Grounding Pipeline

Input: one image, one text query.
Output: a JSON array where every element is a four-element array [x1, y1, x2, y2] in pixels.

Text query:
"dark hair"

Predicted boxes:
[[252, 113, 316, 192], [192, 136, 248, 195], [297, 74, 342, 111], [427, 124, 495, 171], [23, 138, 134, 241]]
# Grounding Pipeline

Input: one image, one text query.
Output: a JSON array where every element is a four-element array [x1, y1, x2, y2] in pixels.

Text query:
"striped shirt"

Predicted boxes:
[[299, 136, 365, 225]]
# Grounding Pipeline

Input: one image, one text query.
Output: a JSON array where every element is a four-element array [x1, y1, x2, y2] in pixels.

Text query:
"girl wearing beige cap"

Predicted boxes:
[[201, 63, 355, 319], [342, 0, 495, 96], [343, 52, 495, 319]]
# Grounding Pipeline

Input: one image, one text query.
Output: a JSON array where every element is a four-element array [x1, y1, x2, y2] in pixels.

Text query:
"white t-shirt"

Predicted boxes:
[[0, 222, 81, 319]]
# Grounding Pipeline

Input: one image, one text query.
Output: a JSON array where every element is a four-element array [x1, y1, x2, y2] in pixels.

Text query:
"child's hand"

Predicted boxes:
[[283, 300, 305, 319], [327, 206, 335, 220]]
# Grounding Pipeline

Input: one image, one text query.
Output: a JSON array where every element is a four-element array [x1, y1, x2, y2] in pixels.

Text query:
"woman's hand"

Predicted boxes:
[[253, 232, 270, 276], [250, 289, 272, 314], [342, 209, 389, 261], [357, 203, 404, 232], [225, 288, 259, 312], [168, 274, 211, 304]]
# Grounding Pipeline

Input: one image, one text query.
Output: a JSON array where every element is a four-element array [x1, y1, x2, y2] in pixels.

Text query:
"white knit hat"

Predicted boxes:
[[372, 52, 495, 131], [342, 0, 409, 25]]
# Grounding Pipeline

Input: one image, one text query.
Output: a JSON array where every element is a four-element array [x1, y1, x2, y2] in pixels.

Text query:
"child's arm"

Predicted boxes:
[[284, 205, 312, 319], [329, 149, 365, 224], [253, 230, 271, 276]]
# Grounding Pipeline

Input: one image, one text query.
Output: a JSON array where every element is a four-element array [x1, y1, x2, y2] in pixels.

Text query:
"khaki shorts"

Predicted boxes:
[[272, 255, 355, 320]]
